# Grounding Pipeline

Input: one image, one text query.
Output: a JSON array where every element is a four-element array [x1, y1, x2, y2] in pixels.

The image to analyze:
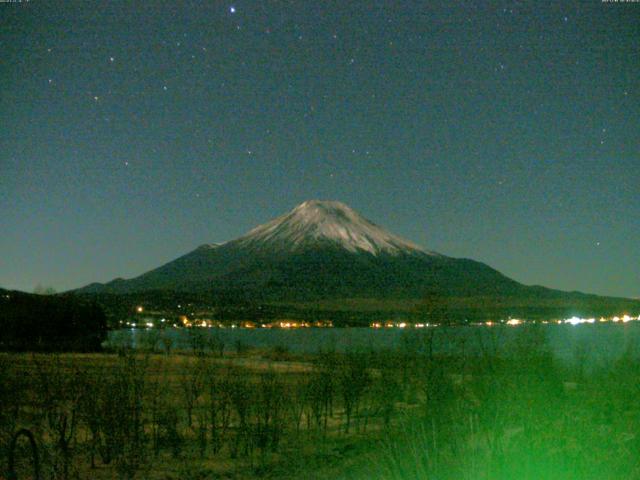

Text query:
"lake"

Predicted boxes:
[[107, 322, 640, 366]]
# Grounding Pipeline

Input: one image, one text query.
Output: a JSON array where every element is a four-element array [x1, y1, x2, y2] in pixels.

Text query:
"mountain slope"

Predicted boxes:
[[76, 200, 640, 320], [233, 200, 432, 255], [78, 200, 523, 298]]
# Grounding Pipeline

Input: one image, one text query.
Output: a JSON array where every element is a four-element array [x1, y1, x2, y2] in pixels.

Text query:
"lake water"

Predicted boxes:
[[107, 323, 640, 366]]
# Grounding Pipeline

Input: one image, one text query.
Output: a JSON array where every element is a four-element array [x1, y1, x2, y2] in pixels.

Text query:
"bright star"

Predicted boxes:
[[230, 6, 236, 13]]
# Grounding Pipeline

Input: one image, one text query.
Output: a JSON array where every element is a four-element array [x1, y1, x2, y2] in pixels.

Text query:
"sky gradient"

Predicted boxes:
[[1, 1, 638, 298]]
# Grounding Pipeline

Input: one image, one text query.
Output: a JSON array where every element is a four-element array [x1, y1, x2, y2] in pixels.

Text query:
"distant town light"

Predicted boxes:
[[565, 317, 583, 326], [564, 317, 596, 326]]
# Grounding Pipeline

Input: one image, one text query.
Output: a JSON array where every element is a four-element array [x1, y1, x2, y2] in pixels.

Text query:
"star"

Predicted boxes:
[[93, 96, 99, 101], [229, 6, 236, 13], [109, 57, 115, 62]]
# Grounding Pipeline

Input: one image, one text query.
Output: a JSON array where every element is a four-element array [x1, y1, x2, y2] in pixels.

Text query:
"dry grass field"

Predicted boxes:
[[3, 326, 640, 479]]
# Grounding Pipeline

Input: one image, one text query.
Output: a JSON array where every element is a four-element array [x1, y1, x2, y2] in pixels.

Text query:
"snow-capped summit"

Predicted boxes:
[[234, 200, 434, 256]]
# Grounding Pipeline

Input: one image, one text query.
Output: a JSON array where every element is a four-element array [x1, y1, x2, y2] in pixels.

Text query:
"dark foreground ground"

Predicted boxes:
[[2, 326, 640, 479]]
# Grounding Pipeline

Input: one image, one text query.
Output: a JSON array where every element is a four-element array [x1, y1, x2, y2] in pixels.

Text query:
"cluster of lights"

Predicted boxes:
[[564, 316, 596, 326], [367, 316, 640, 329], [494, 314, 640, 327], [267, 320, 333, 328], [136, 318, 335, 329], [125, 303, 640, 330], [277, 321, 307, 328], [611, 315, 638, 323], [370, 322, 433, 329], [560, 314, 640, 325]]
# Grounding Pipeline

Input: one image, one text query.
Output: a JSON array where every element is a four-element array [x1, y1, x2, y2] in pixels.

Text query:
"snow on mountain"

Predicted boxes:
[[233, 200, 437, 256]]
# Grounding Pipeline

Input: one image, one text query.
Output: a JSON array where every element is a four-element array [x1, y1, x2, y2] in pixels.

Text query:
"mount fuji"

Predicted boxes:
[[79, 200, 518, 296], [77, 200, 639, 320]]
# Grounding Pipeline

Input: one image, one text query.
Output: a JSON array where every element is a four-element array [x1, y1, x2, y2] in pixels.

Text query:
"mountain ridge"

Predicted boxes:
[[77, 200, 510, 296], [75, 200, 640, 320]]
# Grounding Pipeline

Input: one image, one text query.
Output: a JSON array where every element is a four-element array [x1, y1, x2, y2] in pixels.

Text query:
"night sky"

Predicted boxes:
[[1, 1, 638, 298]]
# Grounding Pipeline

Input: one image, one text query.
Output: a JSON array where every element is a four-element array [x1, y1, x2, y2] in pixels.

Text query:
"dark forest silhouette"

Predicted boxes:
[[0, 290, 106, 351]]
